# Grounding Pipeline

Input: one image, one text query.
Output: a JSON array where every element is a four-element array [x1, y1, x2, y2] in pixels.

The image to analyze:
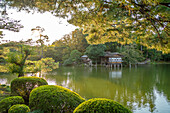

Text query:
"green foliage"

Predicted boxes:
[[29, 85, 85, 113], [52, 29, 88, 63], [27, 55, 41, 61], [70, 50, 82, 62], [40, 57, 58, 72], [63, 58, 73, 66], [25, 58, 59, 73], [147, 49, 162, 61], [43, 46, 58, 61], [0, 96, 24, 113], [73, 98, 132, 113], [10, 77, 48, 105], [0, 84, 11, 102], [0, 65, 8, 73], [2, 0, 170, 53], [63, 50, 82, 66], [6, 45, 32, 77], [85, 44, 106, 63], [8, 104, 30, 113], [121, 44, 145, 64], [28, 110, 44, 113]]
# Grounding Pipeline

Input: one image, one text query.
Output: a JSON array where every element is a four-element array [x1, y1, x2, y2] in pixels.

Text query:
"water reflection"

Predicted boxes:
[[109, 69, 122, 78], [0, 78, 7, 84], [0, 73, 17, 85], [42, 65, 170, 113], [0, 65, 170, 113]]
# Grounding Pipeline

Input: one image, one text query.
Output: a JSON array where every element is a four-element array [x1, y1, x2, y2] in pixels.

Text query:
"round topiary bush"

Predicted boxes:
[[29, 85, 85, 113], [0, 96, 24, 113], [10, 77, 48, 104], [8, 104, 30, 113], [73, 98, 132, 113]]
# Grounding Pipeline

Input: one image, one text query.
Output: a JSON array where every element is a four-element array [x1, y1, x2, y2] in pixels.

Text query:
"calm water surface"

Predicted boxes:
[[0, 64, 170, 113]]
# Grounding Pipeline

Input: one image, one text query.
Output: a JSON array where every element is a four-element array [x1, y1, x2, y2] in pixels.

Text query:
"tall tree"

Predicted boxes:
[[121, 44, 145, 65], [31, 26, 49, 58], [7, 44, 31, 77], [85, 44, 106, 64]]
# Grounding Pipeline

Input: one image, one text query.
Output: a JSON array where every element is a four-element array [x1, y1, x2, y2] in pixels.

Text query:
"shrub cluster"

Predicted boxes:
[[29, 85, 85, 113], [2, 77, 132, 113], [73, 98, 132, 113], [10, 77, 48, 104], [0, 96, 24, 113], [8, 104, 30, 113]]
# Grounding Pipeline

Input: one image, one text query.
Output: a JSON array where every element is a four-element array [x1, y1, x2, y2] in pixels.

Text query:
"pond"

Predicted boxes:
[[0, 64, 170, 113]]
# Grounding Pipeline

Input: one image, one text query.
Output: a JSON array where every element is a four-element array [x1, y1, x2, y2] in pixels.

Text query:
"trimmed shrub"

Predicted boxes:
[[73, 98, 132, 113], [29, 85, 85, 113], [0, 96, 24, 113], [8, 104, 30, 113], [10, 77, 48, 104]]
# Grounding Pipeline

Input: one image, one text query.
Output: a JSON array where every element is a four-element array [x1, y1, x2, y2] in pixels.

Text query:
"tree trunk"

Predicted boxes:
[[18, 73, 24, 77]]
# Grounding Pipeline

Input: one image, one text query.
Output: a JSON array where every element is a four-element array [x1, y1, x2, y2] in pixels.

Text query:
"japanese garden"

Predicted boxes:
[[0, 0, 170, 113]]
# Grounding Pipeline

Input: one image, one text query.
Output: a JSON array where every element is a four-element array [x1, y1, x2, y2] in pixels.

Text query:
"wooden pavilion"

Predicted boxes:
[[101, 52, 123, 67]]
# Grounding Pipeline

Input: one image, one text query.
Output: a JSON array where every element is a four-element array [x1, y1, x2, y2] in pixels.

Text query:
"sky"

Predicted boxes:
[[1, 9, 77, 45]]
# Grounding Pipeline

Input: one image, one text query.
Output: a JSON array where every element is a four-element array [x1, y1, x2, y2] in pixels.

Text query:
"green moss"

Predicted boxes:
[[73, 98, 132, 113], [8, 104, 30, 113], [10, 77, 48, 104], [0, 96, 24, 113], [29, 85, 85, 113]]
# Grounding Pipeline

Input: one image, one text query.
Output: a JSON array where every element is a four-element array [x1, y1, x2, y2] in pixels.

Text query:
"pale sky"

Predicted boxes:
[[1, 9, 77, 45]]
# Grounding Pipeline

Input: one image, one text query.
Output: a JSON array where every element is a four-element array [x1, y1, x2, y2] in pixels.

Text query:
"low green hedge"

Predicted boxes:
[[0, 96, 24, 113], [73, 98, 132, 113], [29, 85, 85, 113], [10, 77, 48, 104], [8, 104, 30, 113]]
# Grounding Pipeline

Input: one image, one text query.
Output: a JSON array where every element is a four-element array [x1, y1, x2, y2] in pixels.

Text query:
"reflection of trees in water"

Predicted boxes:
[[0, 73, 17, 85], [42, 65, 170, 112], [155, 65, 170, 102]]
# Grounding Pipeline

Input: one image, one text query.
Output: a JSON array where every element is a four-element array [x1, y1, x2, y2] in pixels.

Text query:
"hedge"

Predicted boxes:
[[10, 77, 48, 104], [73, 98, 132, 113], [8, 104, 30, 113], [29, 85, 85, 113], [0, 96, 24, 113]]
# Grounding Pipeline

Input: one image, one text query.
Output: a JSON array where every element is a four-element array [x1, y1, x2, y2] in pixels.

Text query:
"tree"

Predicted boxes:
[[121, 44, 145, 65], [85, 44, 106, 64], [70, 50, 82, 62], [7, 45, 31, 77], [43, 45, 58, 62], [0, 0, 23, 34], [31, 26, 49, 58], [52, 29, 88, 62], [3, 0, 170, 53], [71, 29, 89, 53], [25, 57, 59, 76], [63, 50, 82, 66]]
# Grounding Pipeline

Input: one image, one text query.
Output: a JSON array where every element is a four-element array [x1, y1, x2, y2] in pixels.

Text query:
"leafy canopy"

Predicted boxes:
[[85, 44, 106, 62], [5, 0, 170, 53]]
